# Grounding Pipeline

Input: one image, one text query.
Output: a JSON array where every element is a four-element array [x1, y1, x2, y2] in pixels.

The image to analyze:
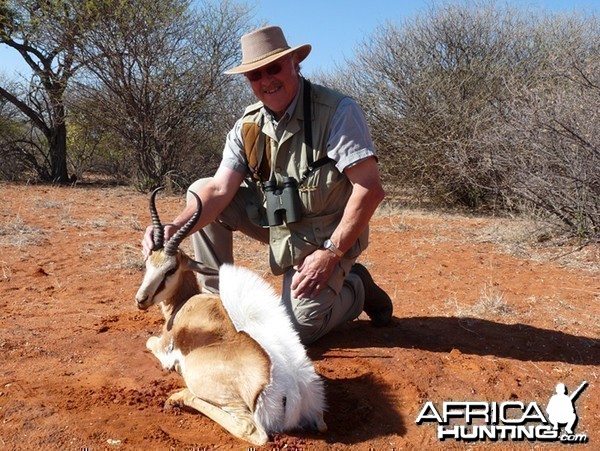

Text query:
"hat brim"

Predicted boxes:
[[224, 44, 311, 75]]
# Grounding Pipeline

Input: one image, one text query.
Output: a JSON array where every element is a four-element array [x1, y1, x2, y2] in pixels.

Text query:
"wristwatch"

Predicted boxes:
[[323, 239, 344, 258]]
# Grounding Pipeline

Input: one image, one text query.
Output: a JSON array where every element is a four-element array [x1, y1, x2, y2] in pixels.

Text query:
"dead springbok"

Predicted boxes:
[[135, 187, 326, 445]]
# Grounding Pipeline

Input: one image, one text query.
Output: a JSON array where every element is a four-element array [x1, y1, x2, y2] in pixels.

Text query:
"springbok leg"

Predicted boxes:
[[166, 388, 269, 445]]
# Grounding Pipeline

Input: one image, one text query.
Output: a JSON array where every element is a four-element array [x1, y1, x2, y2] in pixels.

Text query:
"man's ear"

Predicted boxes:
[[292, 52, 301, 71], [186, 259, 220, 277]]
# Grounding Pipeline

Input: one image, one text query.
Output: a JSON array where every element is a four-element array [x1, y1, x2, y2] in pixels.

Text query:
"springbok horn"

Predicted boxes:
[[164, 190, 202, 256], [149, 187, 164, 251]]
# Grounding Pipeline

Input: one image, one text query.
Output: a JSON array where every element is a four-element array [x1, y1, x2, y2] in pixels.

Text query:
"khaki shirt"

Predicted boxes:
[[220, 79, 376, 275]]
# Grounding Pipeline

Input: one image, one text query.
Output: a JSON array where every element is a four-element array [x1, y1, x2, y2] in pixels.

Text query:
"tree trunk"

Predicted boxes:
[[48, 109, 70, 184]]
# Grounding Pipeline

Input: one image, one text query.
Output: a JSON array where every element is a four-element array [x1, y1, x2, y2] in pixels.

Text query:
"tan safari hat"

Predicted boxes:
[[224, 25, 311, 75]]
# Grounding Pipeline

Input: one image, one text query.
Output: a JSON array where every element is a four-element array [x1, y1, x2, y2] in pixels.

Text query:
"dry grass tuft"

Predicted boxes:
[[462, 215, 599, 273], [0, 216, 46, 248], [445, 282, 512, 320], [1, 262, 12, 282], [472, 283, 513, 318], [103, 245, 145, 273]]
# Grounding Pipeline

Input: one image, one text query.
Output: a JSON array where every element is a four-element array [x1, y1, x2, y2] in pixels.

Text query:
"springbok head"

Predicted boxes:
[[135, 187, 217, 310]]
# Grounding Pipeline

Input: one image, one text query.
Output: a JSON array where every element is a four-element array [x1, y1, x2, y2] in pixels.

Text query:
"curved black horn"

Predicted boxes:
[[149, 187, 164, 251], [164, 190, 202, 256]]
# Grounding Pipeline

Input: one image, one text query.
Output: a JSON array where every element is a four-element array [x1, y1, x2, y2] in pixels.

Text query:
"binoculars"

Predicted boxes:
[[264, 177, 303, 226]]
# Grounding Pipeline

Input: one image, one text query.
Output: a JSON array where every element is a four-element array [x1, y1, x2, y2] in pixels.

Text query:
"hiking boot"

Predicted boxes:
[[351, 263, 393, 326]]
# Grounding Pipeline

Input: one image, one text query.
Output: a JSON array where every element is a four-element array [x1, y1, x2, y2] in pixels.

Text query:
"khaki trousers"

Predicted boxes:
[[187, 178, 365, 344]]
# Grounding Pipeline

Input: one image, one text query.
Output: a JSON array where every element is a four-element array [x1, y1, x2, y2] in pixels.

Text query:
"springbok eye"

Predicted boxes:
[[165, 266, 178, 277]]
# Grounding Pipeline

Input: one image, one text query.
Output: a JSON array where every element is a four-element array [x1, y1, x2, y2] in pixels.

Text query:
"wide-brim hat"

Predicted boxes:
[[224, 26, 311, 74]]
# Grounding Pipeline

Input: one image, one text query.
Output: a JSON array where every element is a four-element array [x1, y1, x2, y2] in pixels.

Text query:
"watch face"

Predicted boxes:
[[323, 239, 342, 257]]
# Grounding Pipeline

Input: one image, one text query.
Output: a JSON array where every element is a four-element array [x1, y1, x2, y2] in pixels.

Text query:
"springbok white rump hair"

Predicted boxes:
[[218, 264, 326, 432]]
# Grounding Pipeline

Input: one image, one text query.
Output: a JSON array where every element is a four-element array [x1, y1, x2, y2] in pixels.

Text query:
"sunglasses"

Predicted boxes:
[[246, 62, 284, 82]]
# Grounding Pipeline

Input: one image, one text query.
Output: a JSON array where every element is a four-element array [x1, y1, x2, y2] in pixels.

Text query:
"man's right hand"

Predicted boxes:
[[141, 224, 180, 260]]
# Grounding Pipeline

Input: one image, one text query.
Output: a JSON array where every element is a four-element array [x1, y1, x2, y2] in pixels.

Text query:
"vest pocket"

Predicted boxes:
[[299, 170, 323, 216]]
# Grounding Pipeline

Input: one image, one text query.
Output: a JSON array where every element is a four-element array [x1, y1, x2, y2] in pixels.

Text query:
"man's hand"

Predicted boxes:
[[140, 167, 246, 260], [141, 224, 180, 260], [291, 249, 339, 299]]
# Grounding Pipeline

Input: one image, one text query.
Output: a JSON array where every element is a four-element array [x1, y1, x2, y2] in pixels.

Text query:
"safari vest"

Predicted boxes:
[[241, 79, 369, 275]]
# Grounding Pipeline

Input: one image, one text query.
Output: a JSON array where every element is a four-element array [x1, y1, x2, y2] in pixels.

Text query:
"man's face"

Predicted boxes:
[[245, 54, 300, 119]]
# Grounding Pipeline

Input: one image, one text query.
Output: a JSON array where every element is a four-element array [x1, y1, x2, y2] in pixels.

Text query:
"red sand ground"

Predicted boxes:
[[0, 182, 598, 450]]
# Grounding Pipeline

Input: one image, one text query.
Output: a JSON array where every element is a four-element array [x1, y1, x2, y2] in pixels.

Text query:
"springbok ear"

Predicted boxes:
[[186, 259, 220, 277]]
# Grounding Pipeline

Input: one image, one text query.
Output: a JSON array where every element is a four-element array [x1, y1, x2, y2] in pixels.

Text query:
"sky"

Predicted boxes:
[[252, 0, 599, 76], [0, 0, 598, 79]]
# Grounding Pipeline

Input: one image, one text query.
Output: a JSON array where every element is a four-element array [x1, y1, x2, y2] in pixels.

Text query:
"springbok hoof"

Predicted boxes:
[[164, 394, 185, 410], [314, 412, 328, 432]]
